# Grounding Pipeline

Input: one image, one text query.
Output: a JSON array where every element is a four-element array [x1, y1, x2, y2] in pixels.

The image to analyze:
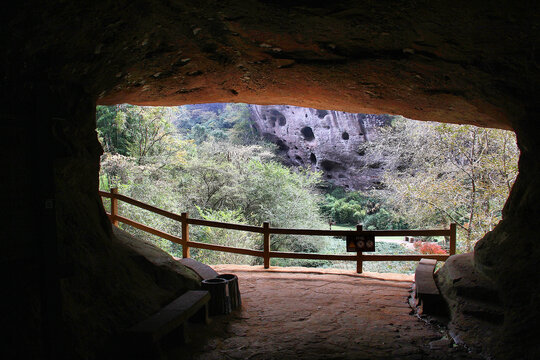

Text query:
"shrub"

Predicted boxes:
[[413, 241, 446, 254]]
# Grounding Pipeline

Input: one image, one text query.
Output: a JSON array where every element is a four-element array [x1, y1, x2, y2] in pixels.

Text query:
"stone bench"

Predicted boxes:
[[126, 290, 210, 358], [178, 257, 219, 280]]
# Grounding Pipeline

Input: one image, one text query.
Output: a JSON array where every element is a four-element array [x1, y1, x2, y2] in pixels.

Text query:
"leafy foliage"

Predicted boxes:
[[174, 103, 258, 144], [98, 104, 328, 264], [361, 117, 519, 252], [320, 185, 407, 229], [96, 105, 188, 166]]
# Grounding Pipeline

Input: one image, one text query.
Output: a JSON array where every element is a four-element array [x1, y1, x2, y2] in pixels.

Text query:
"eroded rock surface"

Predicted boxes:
[[436, 254, 504, 357], [250, 105, 391, 189]]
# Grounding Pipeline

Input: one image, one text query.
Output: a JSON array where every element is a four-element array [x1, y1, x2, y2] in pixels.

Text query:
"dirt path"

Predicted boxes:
[[170, 266, 481, 360]]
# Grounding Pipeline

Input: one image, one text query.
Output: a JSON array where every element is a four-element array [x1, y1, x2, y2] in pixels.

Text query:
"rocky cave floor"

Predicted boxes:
[[167, 265, 484, 360]]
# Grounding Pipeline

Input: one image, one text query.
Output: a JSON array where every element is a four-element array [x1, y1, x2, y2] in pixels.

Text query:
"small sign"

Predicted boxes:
[[346, 235, 375, 252]]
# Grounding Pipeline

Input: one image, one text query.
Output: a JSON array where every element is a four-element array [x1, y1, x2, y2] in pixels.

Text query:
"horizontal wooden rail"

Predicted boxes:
[[267, 228, 451, 237], [269, 251, 356, 261], [361, 254, 450, 261], [113, 214, 184, 245], [107, 213, 264, 257], [187, 241, 264, 257], [100, 190, 183, 222], [268, 252, 449, 262], [99, 190, 112, 198], [100, 190, 452, 238], [187, 217, 265, 234], [268, 228, 356, 236], [100, 188, 457, 274]]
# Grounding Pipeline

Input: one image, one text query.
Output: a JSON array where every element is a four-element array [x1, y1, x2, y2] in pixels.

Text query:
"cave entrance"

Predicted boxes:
[[97, 103, 518, 273]]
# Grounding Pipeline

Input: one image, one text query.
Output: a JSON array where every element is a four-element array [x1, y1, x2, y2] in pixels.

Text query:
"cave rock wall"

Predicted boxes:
[[4, 0, 540, 359]]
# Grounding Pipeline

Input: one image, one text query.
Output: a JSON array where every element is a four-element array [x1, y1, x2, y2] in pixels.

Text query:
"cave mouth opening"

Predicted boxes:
[[96, 103, 519, 272]]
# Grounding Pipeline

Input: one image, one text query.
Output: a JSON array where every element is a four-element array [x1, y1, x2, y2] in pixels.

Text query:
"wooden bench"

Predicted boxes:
[[126, 290, 210, 358], [413, 258, 446, 315]]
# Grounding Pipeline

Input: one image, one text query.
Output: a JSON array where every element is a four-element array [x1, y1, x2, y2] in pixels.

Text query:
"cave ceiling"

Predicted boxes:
[[7, 0, 540, 130]]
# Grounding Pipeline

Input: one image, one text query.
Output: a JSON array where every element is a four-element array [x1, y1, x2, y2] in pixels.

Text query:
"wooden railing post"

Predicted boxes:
[[449, 223, 457, 255], [356, 224, 363, 274], [181, 212, 190, 258], [110, 188, 119, 226], [263, 222, 270, 269]]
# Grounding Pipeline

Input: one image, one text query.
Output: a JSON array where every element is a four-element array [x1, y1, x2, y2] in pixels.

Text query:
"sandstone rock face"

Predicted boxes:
[[436, 254, 503, 356], [2, 84, 201, 359], [250, 105, 391, 189], [4, 1, 540, 359]]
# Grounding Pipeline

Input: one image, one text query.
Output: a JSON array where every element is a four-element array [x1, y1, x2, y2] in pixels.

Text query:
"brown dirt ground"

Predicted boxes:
[[169, 265, 483, 360]]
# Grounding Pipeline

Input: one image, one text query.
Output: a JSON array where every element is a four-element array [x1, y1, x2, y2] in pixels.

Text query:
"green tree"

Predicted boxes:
[[121, 106, 179, 164], [96, 105, 133, 155], [361, 117, 519, 251], [97, 104, 184, 165], [99, 125, 329, 264], [172, 103, 259, 145]]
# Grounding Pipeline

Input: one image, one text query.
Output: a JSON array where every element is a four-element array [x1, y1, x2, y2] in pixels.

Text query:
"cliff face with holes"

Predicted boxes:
[[249, 105, 391, 189], [4, 0, 540, 359]]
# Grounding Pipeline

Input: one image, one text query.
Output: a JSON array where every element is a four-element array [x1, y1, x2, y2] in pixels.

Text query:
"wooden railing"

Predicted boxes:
[[99, 188, 456, 273]]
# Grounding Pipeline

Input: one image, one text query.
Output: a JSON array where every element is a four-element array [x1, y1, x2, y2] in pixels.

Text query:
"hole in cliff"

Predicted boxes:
[[269, 116, 276, 126], [279, 116, 287, 126], [275, 139, 289, 151], [301, 126, 315, 141], [320, 159, 341, 171], [316, 109, 328, 119], [342, 131, 349, 140], [310, 153, 317, 164], [373, 181, 384, 190]]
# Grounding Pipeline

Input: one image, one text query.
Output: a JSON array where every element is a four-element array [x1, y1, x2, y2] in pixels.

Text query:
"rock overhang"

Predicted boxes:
[[8, 1, 539, 130]]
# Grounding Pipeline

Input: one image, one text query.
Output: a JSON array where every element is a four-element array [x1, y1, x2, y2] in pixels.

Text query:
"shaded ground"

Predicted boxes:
[[170, 266, 483, 360]]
